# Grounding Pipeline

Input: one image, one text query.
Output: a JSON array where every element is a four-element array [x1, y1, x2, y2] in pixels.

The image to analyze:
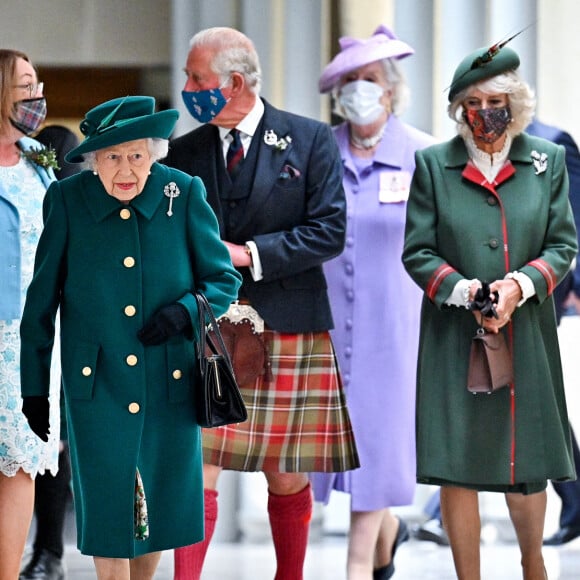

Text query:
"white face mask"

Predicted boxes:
[[337, 80, 385, 125]]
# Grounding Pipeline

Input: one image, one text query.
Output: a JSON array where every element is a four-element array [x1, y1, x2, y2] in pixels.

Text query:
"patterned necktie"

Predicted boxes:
[[226, 128, 244, 178]]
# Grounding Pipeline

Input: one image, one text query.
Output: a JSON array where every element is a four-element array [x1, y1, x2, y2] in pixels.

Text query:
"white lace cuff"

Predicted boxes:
[[446, 278, 480, 308], [504, 271, 535, 307]]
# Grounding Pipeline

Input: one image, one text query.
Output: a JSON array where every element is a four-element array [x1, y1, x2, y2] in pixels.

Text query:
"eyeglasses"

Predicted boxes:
[[13, 82, 44, 98]]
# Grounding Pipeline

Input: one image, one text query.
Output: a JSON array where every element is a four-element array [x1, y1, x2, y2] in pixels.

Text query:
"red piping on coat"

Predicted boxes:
[[528, 259, 557, 295], [463, 161, 517, 484], [426, 264, 458, 301]]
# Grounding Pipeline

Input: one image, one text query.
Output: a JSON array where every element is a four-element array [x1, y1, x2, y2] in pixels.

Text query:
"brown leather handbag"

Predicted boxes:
[[212, 318, 271, 386], [467, 327, 514, 394]]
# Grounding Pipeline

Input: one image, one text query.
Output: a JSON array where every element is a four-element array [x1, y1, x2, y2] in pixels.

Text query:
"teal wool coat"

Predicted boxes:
[[402, 133, 578, 492], [20, 164, 241, 557]]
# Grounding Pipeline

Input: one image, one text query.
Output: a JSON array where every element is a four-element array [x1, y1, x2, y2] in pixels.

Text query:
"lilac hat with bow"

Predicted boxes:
[[319, 25, 414, 93]]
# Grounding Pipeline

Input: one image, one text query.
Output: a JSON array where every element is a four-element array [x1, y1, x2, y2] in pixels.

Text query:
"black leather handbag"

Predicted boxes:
[[194, 292, 248, 427]]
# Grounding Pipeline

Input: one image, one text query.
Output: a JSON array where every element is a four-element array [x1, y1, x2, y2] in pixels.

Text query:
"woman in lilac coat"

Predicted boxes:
[[311, 26, 436, 579]]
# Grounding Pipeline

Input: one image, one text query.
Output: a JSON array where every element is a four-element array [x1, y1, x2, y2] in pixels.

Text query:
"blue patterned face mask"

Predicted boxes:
[[182, 86, 228, 124]]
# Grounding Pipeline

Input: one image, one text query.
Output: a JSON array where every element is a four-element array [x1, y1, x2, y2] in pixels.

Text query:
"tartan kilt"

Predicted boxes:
[[202, 330, 360, 473]]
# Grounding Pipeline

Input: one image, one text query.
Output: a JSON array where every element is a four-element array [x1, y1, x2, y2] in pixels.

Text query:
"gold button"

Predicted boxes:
[[120, 208, 131, 220], [123, 256, 135, 268], [82, 366, 92, 377], [172, 369, 182, 380], [128, 402, 140, 414], [124, 305, 136, 317], [126, 354, 138, 366]]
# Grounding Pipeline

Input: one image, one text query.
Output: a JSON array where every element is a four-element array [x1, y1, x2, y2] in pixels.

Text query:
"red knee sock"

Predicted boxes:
[[174, 489, 219, 580], [267, 483, 313, 580]]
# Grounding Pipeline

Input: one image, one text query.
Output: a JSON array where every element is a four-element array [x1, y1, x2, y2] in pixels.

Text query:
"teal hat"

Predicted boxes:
[[448, 45, 520, 102], [65, 96, 179, 163]]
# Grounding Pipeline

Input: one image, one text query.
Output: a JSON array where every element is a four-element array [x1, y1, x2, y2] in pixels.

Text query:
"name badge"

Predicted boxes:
[[379, 170, 411, 203]]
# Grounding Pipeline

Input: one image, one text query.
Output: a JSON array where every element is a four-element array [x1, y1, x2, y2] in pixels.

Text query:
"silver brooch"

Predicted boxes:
[[264, 130, 278, 146], [531, 150, 548, 175], [163, 182, 180, 216], [264, 130, 292, 151]]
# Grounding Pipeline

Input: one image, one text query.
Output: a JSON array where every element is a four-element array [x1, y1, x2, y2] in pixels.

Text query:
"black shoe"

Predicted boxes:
[[20, 549, 65, 580], [543, 525, 580, 546], [413, 518, 450, 546], [373, 517, 409, 579]]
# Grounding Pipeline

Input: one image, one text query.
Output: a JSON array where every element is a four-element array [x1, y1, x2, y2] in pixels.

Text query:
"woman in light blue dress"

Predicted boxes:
[[0, 49, 59, 578]]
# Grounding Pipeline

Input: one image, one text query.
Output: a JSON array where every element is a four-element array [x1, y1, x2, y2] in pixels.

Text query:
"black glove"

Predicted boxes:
[[138, 303, 192, 346], [22, 396, 50, 442], [469, 281, 500, 319]]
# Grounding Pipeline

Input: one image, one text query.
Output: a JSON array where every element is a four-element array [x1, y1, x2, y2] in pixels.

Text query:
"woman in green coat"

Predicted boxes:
[[403, 46, 577, 579], [19, 96, 241, 579]]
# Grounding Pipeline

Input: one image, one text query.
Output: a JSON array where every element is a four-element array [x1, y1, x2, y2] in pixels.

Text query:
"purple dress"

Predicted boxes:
[[310, 117, 436, 511]]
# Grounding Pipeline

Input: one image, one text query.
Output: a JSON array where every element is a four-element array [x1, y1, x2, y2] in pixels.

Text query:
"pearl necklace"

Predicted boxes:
[[349, 123, 386, 150]]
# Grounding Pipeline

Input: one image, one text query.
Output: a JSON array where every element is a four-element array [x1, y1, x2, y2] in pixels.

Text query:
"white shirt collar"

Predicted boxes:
[[218, 97, 264, 141]]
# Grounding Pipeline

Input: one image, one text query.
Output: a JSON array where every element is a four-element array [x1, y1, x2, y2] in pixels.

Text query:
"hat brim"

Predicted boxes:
[[448, 47, 520, 102], [65, 109, 179, 163], [319, 40, 414, 93]]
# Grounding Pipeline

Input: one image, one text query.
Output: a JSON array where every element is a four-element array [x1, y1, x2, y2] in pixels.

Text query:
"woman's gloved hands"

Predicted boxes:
[[22, 396, 50, 442], [138, 303, 192, 345]]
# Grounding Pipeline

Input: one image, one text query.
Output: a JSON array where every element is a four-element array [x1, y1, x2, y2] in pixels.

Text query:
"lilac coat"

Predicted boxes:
[[311, 116, 436, 510]]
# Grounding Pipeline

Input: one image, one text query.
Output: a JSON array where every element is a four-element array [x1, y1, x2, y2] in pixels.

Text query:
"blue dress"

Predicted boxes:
[[0, 158, 59, 477]]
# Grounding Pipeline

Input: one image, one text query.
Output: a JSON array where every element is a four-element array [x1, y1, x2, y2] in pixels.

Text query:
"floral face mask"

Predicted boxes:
[[464, 106, 512, 144]]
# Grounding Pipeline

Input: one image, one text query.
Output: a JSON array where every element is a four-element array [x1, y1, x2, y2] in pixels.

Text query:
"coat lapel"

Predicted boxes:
[[240, 101, 293, 225], [18, 137, 56, 188]]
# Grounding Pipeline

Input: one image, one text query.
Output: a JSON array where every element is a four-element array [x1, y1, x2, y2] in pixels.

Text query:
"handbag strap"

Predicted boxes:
[[194, 292, 235, 370]]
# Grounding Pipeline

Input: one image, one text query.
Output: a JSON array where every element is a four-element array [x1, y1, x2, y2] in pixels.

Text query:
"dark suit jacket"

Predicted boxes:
[[164, 99, 346, 333], [527, 120, 580, 296]]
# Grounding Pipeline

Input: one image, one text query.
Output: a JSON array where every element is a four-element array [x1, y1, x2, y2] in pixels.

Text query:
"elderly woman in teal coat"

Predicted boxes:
[[20, 96, 241, 579], [403, 45, 577, 579]]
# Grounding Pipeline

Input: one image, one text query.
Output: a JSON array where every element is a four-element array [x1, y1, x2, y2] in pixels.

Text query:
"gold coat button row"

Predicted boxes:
[[126, 354, 138, 366], [124, 305, 137, 317], [128, 402, 140, 414], [82, 366, 92, 377], [123, 256, 135, 268], [120, 208, 131, 220], [172, 369, 182, 380]]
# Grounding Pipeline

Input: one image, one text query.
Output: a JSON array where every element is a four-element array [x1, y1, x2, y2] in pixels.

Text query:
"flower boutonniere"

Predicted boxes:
[[531, 150, 547, 175], [264, 129, 292, 151], [22, 146, 60, 170]]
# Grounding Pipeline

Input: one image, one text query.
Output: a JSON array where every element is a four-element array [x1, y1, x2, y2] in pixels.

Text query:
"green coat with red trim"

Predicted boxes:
[[402, 133, 577, 491]]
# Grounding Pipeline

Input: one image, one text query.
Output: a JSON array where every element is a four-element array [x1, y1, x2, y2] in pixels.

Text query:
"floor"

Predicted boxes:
[[24, 315, 580, 578], [27, 534, 580, 579]]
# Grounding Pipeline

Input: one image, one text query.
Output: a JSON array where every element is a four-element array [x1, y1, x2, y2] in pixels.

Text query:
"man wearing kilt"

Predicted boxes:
[[165, 27, 359, 580]]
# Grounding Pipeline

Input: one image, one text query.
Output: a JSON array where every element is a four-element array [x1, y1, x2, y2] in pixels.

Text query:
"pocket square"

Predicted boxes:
[[279, 164, 301, 179]]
